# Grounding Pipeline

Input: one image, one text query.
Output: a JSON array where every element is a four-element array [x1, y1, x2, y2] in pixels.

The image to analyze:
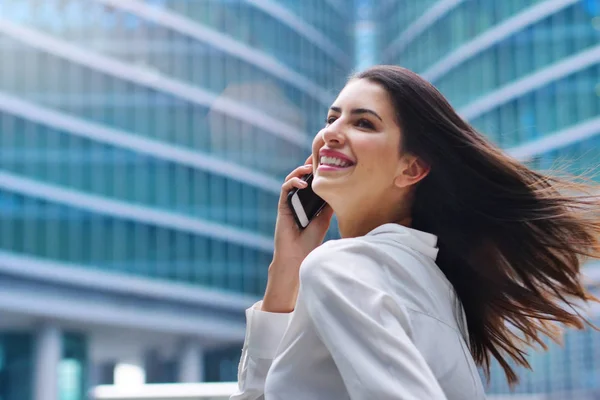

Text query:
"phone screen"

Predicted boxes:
[[287, 174, 327, 229]]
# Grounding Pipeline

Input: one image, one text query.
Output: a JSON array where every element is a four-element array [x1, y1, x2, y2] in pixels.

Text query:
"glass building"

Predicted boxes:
[[378, 0, 599, 398], [0, 1, 353, 399]]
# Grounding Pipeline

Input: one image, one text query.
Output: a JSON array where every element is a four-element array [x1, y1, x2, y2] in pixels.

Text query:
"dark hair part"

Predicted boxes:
[[356, 65, 600, 384]]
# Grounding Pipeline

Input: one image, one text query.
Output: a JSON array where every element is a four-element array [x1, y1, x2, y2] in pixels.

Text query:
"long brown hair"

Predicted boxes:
[[356, 65, 600, 384]]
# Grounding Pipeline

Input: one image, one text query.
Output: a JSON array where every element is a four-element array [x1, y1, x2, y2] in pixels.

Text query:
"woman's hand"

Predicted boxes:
[[261, 156, 334, 313]]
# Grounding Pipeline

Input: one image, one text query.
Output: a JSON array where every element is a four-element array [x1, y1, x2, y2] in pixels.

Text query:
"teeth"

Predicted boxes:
[[320, 156, 352, 167]]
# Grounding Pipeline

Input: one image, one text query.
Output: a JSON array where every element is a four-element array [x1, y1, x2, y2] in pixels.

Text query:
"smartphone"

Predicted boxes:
[[287, 173, 327, 229]]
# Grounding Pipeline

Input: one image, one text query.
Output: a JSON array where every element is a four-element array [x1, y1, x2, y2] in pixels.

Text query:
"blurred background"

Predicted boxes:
[[0, 0, 598, 399]]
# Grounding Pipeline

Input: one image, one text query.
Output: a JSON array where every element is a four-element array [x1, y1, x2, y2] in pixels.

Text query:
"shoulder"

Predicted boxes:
[[300, 235, 456, 317], [299, 237, 396, 290]]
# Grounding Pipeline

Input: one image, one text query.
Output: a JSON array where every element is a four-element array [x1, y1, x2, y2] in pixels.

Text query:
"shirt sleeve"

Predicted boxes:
[[230, 301, 292, 400], [298, 241, 448, 400]]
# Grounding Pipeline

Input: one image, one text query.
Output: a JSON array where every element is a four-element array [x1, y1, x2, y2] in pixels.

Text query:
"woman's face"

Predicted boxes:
[[311, 78, 415, 221]]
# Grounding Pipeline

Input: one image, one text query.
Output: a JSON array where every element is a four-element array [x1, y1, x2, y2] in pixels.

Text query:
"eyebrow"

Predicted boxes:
[[329, 106, 383, 122]]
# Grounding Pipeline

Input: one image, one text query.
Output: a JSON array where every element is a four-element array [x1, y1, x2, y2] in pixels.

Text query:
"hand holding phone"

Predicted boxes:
[[262, 162, 332, 313]]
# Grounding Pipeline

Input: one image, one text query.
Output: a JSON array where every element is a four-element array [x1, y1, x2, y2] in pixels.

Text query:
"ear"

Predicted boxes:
[[394, 155, 430, 188]]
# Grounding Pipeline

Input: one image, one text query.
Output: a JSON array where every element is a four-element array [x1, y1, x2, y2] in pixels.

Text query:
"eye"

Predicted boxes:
[[356, 118, 375, 130], [326, 116, 337, 125]]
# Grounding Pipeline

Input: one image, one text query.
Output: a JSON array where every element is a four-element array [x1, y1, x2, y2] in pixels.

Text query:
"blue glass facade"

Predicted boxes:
[[0, 332, 87, 400], [485, 317, 600, 396], [0, 0, 351, 296], [0, 0, 352, 398], [379, 0, 599, 398]]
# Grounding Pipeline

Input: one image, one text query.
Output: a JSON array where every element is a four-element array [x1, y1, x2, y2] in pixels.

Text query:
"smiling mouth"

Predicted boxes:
[[319, 156, 355, 168]]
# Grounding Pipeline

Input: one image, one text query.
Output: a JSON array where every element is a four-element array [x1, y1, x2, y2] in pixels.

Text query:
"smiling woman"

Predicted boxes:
[[230, 65, 600, 400], [311, 78, 427, 238]]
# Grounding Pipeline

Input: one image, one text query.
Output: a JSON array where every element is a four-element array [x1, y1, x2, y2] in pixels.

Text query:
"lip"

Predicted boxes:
[[317, 164, 353, 172], [318, 149, 356, 166]]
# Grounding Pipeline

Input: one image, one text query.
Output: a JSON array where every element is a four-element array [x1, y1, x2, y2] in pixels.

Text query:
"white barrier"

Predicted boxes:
[[90, 382, 238, 400], [91, 383, 597, 400], [488, 391, 599, 400], [488, 395, 547, 400]]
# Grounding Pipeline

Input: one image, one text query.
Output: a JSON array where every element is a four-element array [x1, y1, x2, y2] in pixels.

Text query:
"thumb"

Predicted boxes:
[[310, 204, 334, 231]]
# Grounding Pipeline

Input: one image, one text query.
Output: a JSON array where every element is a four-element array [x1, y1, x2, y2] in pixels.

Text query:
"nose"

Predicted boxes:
[[321, 122, 345, 146]]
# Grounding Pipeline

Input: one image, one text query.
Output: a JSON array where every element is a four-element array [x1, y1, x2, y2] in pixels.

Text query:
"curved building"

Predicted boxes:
[[378, 0, 599, 398], [0, 1, 352, 399]]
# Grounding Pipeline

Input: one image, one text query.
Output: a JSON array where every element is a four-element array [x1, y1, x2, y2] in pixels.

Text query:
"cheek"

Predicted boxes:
[[311, 131, 325, 164], [356, 138, 397, 174], [312, 131, 324, 152]]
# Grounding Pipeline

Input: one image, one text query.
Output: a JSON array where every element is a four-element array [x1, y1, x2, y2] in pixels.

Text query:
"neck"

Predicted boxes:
[[337, 214, 412, 238], [332, 188, 415, 238]]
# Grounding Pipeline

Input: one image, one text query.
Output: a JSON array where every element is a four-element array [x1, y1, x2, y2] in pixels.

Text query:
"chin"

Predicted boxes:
[[312, 176, 340, 203], [312, 176, 325, 195]]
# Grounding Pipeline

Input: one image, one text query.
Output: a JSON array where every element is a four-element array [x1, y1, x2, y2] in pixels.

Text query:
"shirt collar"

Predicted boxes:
[[366, 223, 439, 260]]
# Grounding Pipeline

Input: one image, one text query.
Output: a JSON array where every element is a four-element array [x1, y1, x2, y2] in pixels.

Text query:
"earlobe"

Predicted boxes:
[[393, 174, 407, 188]]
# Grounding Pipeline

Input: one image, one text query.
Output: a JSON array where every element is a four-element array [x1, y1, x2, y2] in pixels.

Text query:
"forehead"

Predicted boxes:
[[332, 79, 392, 110]]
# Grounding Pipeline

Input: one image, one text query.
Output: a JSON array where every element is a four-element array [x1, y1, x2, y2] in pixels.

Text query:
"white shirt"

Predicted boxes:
[[231, 223, 487, 400]]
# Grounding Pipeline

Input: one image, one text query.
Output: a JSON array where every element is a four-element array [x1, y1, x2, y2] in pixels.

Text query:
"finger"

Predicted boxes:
[[307, 204, 334, 232], [278, 177, 308, 207], [304, 155, 313, 165], [284, 164, 313, 182], [314, 204, 334, 224], [281, 177, 308, 193]]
